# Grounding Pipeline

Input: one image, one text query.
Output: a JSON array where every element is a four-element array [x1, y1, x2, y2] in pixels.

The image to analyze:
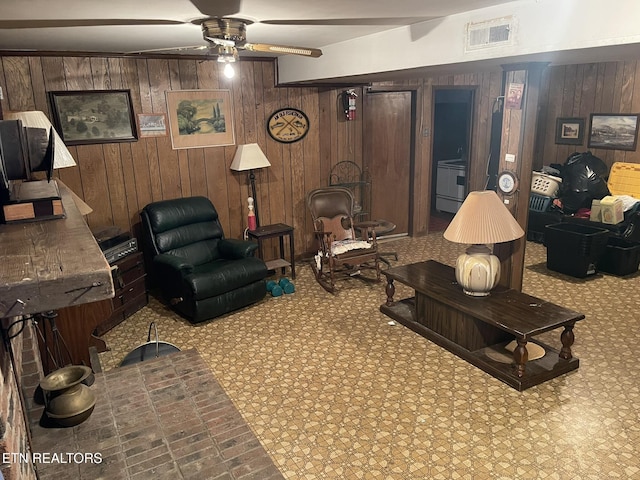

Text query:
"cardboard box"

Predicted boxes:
[[590, 199, 602, 222], [599, 196, 624, 225]]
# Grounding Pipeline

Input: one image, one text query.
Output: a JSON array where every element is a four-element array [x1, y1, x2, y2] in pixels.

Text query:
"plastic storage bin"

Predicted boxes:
[[598, 237, 640, 276], [527, 210, 563, 243], [544, 223, 609, 277], [529, 193, 553, 212]]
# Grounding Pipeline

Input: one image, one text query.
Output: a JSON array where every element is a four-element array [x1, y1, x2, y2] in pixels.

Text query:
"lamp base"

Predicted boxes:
[[454, 244, 501, 297]]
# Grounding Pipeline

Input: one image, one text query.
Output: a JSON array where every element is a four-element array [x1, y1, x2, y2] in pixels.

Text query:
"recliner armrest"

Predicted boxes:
[[218, 238, 259, 259], [154, 254, 195, 275]]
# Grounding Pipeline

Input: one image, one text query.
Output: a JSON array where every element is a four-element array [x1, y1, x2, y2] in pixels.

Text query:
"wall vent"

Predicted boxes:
[[465, 16, 515, 52]]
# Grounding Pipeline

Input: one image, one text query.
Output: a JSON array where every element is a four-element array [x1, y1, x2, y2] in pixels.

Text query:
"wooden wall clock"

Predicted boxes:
[[267, 108, 309, 143]]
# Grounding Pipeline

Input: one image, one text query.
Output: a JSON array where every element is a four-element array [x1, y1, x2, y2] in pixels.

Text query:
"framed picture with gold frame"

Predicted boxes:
[[165, 89, 235, 149]]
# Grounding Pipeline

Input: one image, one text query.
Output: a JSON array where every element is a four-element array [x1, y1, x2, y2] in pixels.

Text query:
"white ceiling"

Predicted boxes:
[[1, 0, 639, 85], [0, 0, 515, 57]]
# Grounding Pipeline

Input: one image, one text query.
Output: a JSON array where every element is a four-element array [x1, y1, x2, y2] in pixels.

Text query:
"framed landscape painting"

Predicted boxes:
[[49, 90, 137, 145], [165, 89, 235, 149], [588, 113, 640, 151]]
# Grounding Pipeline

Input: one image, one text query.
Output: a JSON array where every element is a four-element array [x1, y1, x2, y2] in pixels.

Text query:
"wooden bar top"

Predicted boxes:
[[382, 260, 584, 338], [0, 181, 114, 318]]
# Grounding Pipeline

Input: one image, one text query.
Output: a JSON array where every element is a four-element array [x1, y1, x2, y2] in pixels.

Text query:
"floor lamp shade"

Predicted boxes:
[[230, 144, 271, 227], [443, 190, 524, 296]]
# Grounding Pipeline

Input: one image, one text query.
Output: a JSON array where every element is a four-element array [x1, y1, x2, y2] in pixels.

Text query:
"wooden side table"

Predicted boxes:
[[247, 223, 296, 279]]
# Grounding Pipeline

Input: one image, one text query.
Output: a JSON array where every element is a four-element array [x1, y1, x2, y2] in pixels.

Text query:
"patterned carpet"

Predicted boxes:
[[99, 234, 640, 479]]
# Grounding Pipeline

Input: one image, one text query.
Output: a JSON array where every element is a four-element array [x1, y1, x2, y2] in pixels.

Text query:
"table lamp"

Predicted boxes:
[[443, 190, 524, 296], [230, 143, 270, 227]]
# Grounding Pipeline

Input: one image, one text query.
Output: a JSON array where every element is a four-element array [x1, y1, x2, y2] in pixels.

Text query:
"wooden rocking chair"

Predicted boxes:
[[306, 186, 381, 293]]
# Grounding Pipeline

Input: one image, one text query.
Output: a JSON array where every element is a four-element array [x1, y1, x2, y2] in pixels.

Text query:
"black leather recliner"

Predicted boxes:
[[140, 196, 268, 323]]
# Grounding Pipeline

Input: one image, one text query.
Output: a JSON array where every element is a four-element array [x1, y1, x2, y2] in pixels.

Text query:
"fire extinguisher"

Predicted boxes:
[[247, 197, 257, 231], [342, 89, 357, 121]]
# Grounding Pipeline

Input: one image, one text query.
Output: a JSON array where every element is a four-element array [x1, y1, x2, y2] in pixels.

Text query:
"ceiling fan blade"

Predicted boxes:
[[261, 17, 437, 26], [0, 19, 184, 29], [125, 45, 208, 55], [190, 0, 241, 17], [242, 43, 322, 58]]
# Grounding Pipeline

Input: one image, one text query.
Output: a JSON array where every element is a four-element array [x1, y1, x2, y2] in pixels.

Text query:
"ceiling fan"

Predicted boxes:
[[0, 0, 322, 60], [129, 16, 323, 78]]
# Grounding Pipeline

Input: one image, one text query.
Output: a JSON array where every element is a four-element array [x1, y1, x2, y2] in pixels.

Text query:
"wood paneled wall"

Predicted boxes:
[[340, 72, 504, 235], [0, 55, 321, 258], [2, 53, 639, 257], [535, 60, 640, 170]]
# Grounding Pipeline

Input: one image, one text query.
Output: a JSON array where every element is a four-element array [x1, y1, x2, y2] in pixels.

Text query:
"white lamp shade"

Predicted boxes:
[[443, 190, 524, 245], [5, 110, 77, 169], [230, 143, 271, 171]]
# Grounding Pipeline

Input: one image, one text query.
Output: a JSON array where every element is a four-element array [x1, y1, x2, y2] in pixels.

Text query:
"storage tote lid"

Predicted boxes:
[[608, 162, 640, 197]]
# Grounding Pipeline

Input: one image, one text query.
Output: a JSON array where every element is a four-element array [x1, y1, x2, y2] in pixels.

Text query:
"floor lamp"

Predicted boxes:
[[230, 143, 271, 227]]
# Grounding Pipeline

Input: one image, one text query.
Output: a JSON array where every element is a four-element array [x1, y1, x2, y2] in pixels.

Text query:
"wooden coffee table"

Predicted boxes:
[[380, 260, 585, 390]]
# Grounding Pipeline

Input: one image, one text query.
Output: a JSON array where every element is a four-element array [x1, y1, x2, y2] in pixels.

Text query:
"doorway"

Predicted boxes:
[[363, 89, 415, 236], [430, 88, 474, 230]]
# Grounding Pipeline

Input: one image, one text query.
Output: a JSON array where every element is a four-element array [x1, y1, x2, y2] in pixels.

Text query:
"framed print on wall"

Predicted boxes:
[[588, 113, 640, 151], [48, 89, 137, 146], [138, 113, 168, 138], [165, 89, 235, 149], [555, 117, 585, 145]]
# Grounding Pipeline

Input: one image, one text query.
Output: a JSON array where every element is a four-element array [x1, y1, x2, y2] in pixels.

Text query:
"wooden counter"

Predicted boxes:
[[0, 181, 114, 318]]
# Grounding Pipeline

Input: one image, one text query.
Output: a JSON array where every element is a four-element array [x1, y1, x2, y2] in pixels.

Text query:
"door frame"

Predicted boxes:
[[363, 85, 418, 235], [428, 86, 477, 230]]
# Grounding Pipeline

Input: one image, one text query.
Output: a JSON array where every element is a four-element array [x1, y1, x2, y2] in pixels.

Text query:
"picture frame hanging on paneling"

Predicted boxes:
[[555, 117, 585, 145], [165, 89, 235, 149], [138, 113, 168, 138], [48, 90, 138, 146], [588, 113, 640, 151]]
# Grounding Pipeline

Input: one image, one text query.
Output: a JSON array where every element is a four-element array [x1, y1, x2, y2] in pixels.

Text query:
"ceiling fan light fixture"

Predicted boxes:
[[223, 62, 235, 79], [215, 44, 238, 78], [215, 44, 238, 61]]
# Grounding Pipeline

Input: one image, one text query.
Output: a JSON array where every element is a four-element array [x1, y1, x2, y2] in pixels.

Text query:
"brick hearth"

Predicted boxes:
[[30, 349, 284, 480]]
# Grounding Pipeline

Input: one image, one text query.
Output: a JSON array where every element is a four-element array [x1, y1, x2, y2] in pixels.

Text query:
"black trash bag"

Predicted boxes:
[[554, 151, 610, 214]]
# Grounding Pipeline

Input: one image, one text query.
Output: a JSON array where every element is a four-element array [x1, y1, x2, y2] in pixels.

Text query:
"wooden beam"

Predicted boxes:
[[495, 62, 548, 291]]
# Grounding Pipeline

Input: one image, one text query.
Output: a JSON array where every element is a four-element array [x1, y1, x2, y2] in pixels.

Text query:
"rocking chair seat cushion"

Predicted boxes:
[[331, 239, 372, 255]]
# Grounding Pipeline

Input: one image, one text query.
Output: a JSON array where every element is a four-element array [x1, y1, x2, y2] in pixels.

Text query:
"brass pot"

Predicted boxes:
[[40, 365, 96, 427]]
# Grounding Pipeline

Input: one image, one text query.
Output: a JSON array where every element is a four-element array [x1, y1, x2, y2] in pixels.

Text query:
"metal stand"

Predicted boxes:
[[35, 311, 73, 373]]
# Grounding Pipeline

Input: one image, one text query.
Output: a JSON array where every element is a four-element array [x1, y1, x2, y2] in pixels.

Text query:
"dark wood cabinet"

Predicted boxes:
[[95, 252, 147, 337]]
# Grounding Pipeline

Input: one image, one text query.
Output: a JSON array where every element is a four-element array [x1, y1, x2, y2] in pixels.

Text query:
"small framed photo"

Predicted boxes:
[[48, 89, 137, 146], [588, 113, 640, 151], [555, 117, 585, 145], [138, 113, 167, 138], [505, 82, 524, 110]]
